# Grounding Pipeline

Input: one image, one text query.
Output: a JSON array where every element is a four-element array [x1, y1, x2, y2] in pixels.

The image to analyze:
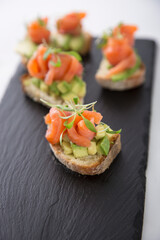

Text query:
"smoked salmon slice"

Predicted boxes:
[[28, 17, 50, 44], [57, 12, 86, 35], [105, 52, 136, 78], [113, 24, 138, 46], [27, 45, 83, 85], [45, 108, 66, 144], [44, 106, 103, 148]]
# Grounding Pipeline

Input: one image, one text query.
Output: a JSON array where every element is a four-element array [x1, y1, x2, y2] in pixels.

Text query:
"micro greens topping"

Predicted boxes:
[[106, 129, 122, 134], [43, 47, 82, 61], [118, 22, 123, 28], [60, 128, 66, 146], [96, 29, 113, 48], [40, 98, 121, 144], [37, 18, 46, 27], [50, 56, 61, 67], [41, 98, 97, 134], [64, 51, 82, 61], [73, 96, 79, 105], [64, 116, 76, 130], [81, 115, 96, 132], [99, 122, 121, 134]]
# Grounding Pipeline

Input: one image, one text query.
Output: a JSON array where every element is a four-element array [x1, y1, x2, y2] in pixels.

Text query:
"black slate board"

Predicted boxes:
[[0, 39, 156, 240]]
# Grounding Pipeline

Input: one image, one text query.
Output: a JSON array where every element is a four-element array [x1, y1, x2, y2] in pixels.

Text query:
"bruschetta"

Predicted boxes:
[[96, 23, 145, 90], [51, 12, 92, 55], [44, 98, 121, 175], [21, 45, 86, 106], [16, 17, 51, 65]]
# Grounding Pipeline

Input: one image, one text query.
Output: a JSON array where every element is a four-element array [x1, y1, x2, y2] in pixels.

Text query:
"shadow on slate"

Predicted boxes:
[[0, 39, 156, 240]]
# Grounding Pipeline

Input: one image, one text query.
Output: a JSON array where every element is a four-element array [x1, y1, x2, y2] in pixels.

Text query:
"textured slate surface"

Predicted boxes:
[[0, 39, 156, 240]]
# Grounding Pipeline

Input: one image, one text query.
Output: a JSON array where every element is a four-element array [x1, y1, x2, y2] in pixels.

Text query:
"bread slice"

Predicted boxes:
[[50, 134, 121, 175], [20, 75, 84, 106], [96, 58, 146, 91]]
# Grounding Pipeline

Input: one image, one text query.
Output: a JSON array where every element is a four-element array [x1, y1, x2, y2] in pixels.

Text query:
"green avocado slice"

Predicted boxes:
[[97, 135, 110, 156]]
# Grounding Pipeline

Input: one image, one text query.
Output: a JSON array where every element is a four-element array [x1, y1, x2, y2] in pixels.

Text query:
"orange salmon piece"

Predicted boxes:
[[77, 118, 95, 140], [105, 52, 136, 78], [28, 17, 50, 44]]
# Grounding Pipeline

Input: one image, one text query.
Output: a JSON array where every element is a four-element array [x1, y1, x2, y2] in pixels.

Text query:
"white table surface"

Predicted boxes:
[[0, 0, 160, 239]]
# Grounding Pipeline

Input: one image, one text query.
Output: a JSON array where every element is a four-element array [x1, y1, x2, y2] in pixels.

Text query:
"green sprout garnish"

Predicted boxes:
[[41, 98, 121, 145], [41, 98, 97, 145], [50, 56, 61, 67], [99, 122, 121, 134], [37, 17, 46, 27], [96, 28, 113, 48]]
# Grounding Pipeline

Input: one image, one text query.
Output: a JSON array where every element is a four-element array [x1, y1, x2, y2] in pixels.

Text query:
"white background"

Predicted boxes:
[[0, 0, 160, 239]]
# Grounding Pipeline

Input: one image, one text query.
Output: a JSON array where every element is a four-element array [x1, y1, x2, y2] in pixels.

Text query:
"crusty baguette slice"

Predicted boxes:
[[96, 58, 146, 91], [21, 75, 84, 107], [50, 134, 121, 175]]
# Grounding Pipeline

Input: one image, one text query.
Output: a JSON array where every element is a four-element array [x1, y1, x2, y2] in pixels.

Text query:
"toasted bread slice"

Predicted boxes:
[[96, 58, 146, 91], [21, 75, 84, 106], [50, 134, 121, 175]]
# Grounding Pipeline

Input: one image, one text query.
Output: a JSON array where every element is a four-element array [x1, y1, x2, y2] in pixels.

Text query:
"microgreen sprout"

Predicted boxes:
[[96, 28, 113, 48], [40, 98, 97, 134], [37, 17, 46, 27], [50, 56, 61, 67], [99, 122, 121, 134]]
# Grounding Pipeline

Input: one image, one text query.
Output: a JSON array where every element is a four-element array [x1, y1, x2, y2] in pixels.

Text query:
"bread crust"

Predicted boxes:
[[50, 135, 121, 175], [95, 58, 146, 91], [21, 56, 28, 67], [20, 75, 84, 107]]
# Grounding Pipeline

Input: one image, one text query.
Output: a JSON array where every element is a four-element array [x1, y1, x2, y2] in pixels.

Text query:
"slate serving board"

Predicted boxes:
[[0, 39, 156, 240]]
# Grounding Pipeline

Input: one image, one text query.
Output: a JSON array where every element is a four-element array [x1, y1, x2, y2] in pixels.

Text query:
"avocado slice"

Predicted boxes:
[[111, 55, 141, 82], [78, 82, 86, 98], [95, 124, 106, 140], [69, 35, 84, 51], [16, 38, 37, 58], [53, 34, 71, 50], [49, 82, 60, 96], [70, 76, 85, 96], [57, 81, 71, 94], [61, 91, 77, 101], [71, 143, 88, 158], [62, 141, 73, 155], [31, 78, 41, 88], [97, 136, 110, 156], [88, 141, 97, 155], [40, 82, 49, 93]]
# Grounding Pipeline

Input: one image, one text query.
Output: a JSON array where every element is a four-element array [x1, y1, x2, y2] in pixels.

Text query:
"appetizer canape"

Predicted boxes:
[[44, 98, 121, 175], [16, 17, 51, 65], [96, 23, 145, 90], [52, 12, 92, 55], [21, 45, 86, 105]]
